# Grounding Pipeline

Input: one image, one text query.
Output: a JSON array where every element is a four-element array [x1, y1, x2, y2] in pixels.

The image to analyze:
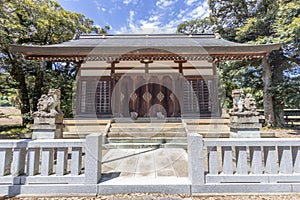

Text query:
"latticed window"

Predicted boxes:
[[96, 80, 111, 114], [183, 81, 199, 112], [80, 80, 111, 115], [81, 81, 87, 113], [183, 79, 212, 116]]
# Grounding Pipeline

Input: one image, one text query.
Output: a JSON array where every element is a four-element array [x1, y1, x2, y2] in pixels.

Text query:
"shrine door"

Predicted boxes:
[[112, 74, 181, 118]]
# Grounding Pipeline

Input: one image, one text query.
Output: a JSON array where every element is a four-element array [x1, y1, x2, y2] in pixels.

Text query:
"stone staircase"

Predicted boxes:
[[183, 118, 230, 138], [106, 119, 187, 149], [63, 119, 111, 139]]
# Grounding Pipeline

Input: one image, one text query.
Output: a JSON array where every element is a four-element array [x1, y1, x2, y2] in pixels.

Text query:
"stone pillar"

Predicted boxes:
[[229, 89, 261, 138], [31, 89, 64, 139]]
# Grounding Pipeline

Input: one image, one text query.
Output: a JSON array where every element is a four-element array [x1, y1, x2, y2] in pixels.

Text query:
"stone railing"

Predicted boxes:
[[188, 133, 300, 193], [0, 133, 102, 187], [1, 132, 300, 196]]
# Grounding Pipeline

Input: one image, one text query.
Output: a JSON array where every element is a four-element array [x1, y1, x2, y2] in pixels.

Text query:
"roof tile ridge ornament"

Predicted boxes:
[[214, 33, 222, 39], [72, 33, 80, 40]]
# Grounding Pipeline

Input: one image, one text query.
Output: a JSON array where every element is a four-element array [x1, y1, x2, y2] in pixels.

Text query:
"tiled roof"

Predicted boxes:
[[53, 34, 240, 47], [11, 33, 281, 62]]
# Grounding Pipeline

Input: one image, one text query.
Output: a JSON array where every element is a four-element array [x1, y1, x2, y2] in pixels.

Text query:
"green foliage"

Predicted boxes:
[[177, 17, 216, 34], [178, 0, 300, 126], [0, 72, 20, 107], [218, 61, 264, 109], [0, 124, 31, 139], [0, 0, 108, 124]]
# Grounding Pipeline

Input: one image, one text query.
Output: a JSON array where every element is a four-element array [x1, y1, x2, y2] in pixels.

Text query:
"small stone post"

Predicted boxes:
[[31, 89, 64, 139], [229, 89, 261, 138], [85, 133, 102, 184], [188, 133, 205, 188]]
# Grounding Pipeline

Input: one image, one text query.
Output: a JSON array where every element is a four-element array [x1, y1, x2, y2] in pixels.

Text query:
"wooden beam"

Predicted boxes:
[[82, 66, 212, 70], [174, 60, 187, 74], [107, 61, 119, 74]]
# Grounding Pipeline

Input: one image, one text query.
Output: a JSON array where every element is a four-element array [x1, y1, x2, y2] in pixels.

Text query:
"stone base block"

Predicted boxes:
[[230, 123, 261, 129], [33, 114, 63, 124], [32, 129, 62, 139], [230, 115, 259, 123], [230, 129, 261, 138]]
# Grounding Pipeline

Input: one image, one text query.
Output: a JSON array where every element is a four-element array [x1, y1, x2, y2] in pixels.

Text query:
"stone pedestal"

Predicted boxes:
[[31, 114, 64, 139], [229, 114, 261, 138]]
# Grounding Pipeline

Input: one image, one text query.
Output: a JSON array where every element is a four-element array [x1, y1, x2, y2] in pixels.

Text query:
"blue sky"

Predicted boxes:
[[56, 0, 209, 34]]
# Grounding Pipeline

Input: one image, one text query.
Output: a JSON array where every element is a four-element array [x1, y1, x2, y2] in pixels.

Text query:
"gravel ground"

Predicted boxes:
[[0, 107, 22, 125], [4, 193, 300, 200]]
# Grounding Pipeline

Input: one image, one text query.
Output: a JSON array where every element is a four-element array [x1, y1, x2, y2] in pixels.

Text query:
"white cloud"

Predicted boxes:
[[123, 0, 131, 4], [177, 9, 187, 18], [123, 0, 139, 5], [139, 20, 160, 29], [156, 0, 177, 9], [130, 27, 175, 34], [101, 7, 106, 12], [188, 2, 209, 18], [149, 15, 159, 22], [177, 0, 209, 20], [185, 0, 197, 6], [128, 10, 136, 30], [114, 0, 209, 34], [114, 26, 129, 34]]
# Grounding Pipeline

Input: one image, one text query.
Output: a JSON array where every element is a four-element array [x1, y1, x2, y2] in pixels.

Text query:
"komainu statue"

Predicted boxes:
[[229, 89, 258, 116], [33, 89, 63, 118]]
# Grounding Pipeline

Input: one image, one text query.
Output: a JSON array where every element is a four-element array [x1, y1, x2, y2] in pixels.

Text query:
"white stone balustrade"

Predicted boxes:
[[0, 133, 102, 186], [188, 134, 300, 193], [1, 133, 300, 195]]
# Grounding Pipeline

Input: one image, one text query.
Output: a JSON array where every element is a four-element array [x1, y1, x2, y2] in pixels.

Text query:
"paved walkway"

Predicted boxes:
[[101, 148, 188, 180]]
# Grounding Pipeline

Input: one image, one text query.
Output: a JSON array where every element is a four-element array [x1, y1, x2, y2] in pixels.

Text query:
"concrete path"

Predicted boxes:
[[99, 148, 190, 194], [101, 148, 188, 180]]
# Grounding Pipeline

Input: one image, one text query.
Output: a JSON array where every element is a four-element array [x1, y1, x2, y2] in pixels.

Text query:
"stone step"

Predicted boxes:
[[109, 127, 185, 132], [63, 131, 104, 139], [187, 124, 229, 129], [64, 126, 107, 132], [103, 143, 187, 149], [63, 119, 111, 125], [198, 132, 229, 138], [108, 131, 187, 137], [187, 129, 230, 133], [182, 118, 229, 124], [108, 137, 187, 144], [112, 118, 182, 123], [110, 122, 183, 127]]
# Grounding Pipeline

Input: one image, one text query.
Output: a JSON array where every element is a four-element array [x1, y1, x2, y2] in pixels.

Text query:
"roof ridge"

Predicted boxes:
[[77, 33, 216, 40]]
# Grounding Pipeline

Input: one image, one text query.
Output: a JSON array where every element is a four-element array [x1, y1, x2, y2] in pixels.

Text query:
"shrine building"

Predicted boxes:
[[13, 34, 280, 119]]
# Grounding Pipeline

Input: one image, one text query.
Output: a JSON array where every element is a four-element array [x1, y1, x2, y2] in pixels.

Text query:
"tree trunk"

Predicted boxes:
[[13, 66, 31, 125], [270, 52, 285, 127], [262, 56, 275, 127], [32, 62, 44, 112]]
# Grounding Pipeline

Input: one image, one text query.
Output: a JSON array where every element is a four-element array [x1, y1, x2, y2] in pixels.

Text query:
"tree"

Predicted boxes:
[[177, 0, 300, 127], [235, 0, 300, 126], [0, 0, 108, 124], [177, 17, 216, 34]]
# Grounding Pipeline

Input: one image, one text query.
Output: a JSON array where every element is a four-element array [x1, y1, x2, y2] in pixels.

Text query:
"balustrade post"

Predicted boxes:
[[11, 146, 26, 176], [85, 133, 102, 184], [188, 133, 205, 186]]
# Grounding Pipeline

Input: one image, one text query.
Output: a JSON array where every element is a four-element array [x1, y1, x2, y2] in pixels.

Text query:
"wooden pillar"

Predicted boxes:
[[141, 60, 153, 73], [174, 60, 187, 74], [212, 61, 220, 117], [107, 61, 119, 117], [75, 61, 84, 116], [107, 61, 119, 75]]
